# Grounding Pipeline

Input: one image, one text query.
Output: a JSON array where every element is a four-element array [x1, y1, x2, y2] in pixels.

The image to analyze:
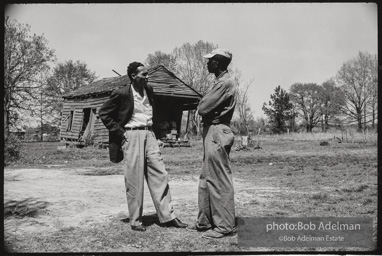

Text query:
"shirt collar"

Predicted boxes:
[[216, 70, 228, 80], [130, 84, 146, 98]]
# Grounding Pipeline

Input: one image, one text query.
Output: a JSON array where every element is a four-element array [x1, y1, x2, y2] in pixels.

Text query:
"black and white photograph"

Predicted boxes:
[[3, 2, 378, 254]]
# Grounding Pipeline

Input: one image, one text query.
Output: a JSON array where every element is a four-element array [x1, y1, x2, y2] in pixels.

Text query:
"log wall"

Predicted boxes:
[[60, 96, 109, 143]]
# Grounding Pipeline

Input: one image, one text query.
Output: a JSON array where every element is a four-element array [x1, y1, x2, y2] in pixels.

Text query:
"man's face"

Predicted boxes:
[[132, 66, 149, 86], [206, 57, 218, 73]]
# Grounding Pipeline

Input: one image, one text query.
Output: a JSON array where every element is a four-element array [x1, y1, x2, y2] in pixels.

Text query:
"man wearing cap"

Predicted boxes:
[[187, 49, 237, 239], [99, 61, 187, 232]]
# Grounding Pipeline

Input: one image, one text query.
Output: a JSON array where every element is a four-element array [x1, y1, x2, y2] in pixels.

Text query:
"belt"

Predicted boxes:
[[125, 126, 152, 131], [203, 122, 230, 126]]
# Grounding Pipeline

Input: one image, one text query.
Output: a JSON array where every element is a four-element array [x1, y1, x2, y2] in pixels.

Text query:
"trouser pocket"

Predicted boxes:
[[212, 124, 234, 149]]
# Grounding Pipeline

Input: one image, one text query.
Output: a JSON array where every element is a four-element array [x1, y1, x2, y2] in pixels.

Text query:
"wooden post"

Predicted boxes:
[[242, 135, 248, 148], [40, 90, 44, 142], [185, 110, 190, 134], [345, 129, 348, 143]]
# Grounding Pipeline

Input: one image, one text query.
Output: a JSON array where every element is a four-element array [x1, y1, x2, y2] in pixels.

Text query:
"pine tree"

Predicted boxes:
[[262, 85, 296, 134]]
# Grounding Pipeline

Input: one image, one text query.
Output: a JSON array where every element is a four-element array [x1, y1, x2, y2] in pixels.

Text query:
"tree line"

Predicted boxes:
[[262, 51, 377, 134], [4, 17, 377, 139], [4, 17, 254, 138]]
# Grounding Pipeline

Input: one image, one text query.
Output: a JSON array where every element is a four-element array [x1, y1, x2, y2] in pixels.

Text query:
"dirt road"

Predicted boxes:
[[4, 167, 255, 239], [4, 168, 195, 234]]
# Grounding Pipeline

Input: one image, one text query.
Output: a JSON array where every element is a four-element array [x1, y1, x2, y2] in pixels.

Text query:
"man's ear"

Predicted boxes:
[[131, 73, 136, 79]]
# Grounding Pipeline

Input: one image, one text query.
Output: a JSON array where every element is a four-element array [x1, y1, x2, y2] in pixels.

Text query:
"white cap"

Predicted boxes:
[[203, 48, 232, 60]]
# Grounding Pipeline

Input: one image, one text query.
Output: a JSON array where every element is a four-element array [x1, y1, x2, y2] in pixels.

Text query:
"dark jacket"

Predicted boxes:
[[99, 84, 155, 163]]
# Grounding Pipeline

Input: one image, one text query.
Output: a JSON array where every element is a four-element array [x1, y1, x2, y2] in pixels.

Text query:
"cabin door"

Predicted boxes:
[[81, 108, 97, 142]]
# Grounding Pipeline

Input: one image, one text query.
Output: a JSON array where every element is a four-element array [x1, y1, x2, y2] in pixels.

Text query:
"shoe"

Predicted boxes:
[[202, 228, 237, 239], [164, 218, 188, 228], [186, 223, 211, 232], [202, 229, 224, 239], [131, 225, 146, 231]]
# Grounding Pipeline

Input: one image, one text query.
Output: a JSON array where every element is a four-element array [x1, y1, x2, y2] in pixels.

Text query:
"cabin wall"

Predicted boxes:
[[60, 93, 198, 144], [60, 96, 109, 143]]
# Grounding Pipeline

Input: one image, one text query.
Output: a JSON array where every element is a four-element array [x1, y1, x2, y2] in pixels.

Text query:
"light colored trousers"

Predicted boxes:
[[122, 129, 176, 226], [196, 124, 236, 234]]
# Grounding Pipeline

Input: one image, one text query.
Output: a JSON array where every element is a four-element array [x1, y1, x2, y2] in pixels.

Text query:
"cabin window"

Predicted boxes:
[[66, 110, 74, 131]]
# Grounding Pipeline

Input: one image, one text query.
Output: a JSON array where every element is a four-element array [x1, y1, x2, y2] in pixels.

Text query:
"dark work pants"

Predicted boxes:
[[196, 124, 235, 234]]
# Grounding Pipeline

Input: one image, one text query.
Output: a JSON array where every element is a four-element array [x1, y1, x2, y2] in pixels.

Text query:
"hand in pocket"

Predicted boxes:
[[122, 132, 129, 146]]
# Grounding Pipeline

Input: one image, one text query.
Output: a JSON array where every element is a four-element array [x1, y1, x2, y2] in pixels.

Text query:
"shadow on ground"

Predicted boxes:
[[4, 198, 50, 218], [120, 213, 163, 227]]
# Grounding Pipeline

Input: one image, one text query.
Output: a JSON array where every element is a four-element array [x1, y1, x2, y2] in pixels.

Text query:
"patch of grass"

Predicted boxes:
[[8, 142, 111, 168], [254, 130, 378, 144], [362, 198, 373, 206], [310, 192, 329, 203], [5, 215, 240, 253], [342, 184, 369, 193], [80, 167, 123, 176]]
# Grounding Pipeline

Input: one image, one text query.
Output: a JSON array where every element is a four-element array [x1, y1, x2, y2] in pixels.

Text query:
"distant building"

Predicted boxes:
[[22, 125, 60, 142], [9, 128, 26, 140]]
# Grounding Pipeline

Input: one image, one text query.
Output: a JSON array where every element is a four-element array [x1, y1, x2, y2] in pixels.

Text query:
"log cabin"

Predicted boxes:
[[60, 65, 202, 146]]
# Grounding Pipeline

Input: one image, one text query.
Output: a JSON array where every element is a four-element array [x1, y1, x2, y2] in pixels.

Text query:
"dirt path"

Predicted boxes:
[[4, 167, 260, 239], [4, 168, 191, 234]]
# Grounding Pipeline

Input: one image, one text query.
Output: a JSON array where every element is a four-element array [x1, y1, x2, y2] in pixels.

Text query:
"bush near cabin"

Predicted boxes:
[[4, 133, 22, 166]]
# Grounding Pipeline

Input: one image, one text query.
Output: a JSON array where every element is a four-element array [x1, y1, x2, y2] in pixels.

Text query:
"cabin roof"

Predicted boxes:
[[63, 65, 202, 100]]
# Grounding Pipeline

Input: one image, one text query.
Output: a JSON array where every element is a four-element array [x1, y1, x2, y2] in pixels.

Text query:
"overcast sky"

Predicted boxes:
[[5, 3, 378, 118]]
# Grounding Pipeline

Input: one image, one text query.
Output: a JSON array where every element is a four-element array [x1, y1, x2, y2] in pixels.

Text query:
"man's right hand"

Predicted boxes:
[[122, 134, 127, 145]]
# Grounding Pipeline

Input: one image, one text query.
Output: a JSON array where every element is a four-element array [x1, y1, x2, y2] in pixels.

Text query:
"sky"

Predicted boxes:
[[5, 3, 378, 118]]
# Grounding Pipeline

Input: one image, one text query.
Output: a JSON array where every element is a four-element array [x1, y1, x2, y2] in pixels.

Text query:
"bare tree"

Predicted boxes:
[[147, 40, 253, 137], [33, 72, 52, 141], [172, 40, 217, 95], [4, 17, 56, 133], [319, 79, 346, 132], [232, 69, 254, 135], [336, 51, 377, 131], [171, 40, 218, 136], [289, 83, 323, 132], [367, 54, 378, 129], [145, 50, 177, 70], [45, 60, 97, 126]]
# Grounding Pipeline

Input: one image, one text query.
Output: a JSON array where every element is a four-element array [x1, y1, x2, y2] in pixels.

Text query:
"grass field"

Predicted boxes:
[[4, 132, 378, 253]]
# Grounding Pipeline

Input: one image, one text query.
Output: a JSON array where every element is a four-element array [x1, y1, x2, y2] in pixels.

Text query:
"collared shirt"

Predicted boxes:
[[197, 70, 236, 125], [125, 84, 153, 128]]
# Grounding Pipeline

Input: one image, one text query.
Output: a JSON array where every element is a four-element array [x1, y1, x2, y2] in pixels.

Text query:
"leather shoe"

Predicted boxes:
[[186, 223, 211, 232], [164, 218, 188, 228], [202, 229, 224, 239], [131, 225, 146, 231]]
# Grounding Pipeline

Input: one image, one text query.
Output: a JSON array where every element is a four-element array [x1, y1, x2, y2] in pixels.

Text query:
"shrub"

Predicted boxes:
[[4, 133, 22, 166], [83, 132, 94, 146]]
